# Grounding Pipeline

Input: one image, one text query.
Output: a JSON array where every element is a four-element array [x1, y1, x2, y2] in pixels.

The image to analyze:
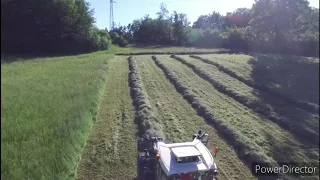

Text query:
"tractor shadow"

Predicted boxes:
[[248, 54, 319, 147]]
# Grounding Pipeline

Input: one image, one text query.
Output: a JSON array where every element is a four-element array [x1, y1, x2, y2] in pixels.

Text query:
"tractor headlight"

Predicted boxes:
[[213, 170, 218, 176]]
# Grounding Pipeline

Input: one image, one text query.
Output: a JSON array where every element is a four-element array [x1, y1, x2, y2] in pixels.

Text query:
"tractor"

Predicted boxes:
[[137, 130, 219, 180]]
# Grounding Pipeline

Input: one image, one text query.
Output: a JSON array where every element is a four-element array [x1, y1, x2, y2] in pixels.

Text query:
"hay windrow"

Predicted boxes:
[[171, 55, 318, 143], [128, 56, 165, 138], [189, 55, 319, 114], [115, 50, 243, 56]]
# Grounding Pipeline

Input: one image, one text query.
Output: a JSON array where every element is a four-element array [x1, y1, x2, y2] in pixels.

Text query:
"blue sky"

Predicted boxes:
[[87, 0, 320, 30]]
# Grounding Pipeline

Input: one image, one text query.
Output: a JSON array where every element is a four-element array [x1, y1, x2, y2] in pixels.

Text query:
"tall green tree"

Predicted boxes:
[[249, 0, 310, 41], [172, 11, 190, 45], [156, 3, 173, 44], [232, 8, 251, 18], [1, 0, 109, 55], [192, 11, 223, 29]]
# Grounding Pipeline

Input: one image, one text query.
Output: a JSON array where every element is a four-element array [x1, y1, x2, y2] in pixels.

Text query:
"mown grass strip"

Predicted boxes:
[[151, 56, 280, 174], [171, 55, 318, 144], [189, 55, 319, 114], [76, 57, 137, 180], [128, 56, 165, 138]]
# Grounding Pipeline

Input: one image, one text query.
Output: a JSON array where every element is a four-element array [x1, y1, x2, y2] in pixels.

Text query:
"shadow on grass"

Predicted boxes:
[[264, 133, 319, 178], [249, 54, 319, 147], [129, 44, 167, 49], [249, 54, 319, 104], [130, 43, 195, 49]]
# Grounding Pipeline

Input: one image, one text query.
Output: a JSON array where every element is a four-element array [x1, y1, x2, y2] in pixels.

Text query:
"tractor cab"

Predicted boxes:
[[137, 130, 218, 180], [155, 139, 218, 180]]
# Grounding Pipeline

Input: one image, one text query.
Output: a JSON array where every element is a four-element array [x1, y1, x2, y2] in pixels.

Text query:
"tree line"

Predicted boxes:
[[1, 0, 319, 56], [1, 0, 111, 55], [113, 0, 319, 56]]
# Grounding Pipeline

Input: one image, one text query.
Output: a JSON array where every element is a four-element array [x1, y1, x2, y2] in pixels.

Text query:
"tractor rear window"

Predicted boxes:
[[176, 156, 200, 163]]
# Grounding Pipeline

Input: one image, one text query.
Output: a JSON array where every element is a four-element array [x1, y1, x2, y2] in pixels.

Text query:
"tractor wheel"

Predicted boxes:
[[137, 153, 147, 180], [138, 138, 149, 152], [137, 139, 144, 152], [206, 174, 218, 180]]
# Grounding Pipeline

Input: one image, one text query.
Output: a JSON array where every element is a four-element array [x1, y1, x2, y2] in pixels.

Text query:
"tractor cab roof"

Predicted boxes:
[[156, 139, 217, 176], [171, 146, 201, 158]]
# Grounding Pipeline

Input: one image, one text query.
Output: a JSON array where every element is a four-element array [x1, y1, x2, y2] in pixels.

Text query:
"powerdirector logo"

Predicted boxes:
[[252, 162, 319, 177]]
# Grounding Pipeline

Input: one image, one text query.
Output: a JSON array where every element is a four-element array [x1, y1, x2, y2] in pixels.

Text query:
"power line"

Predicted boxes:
[[104, 0, 206, 28], [108, 0, 116, 30]]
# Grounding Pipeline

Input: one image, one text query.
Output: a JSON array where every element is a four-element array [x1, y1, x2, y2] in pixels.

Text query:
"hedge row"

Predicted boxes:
[[128, 56, 165, 138], [171, 55, 319, 144], [115, 50, 243, 56], [189, 55, 319, 114], [151, 55, 280, 175]]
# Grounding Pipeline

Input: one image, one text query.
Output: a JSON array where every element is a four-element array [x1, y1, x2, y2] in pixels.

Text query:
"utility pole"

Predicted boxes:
[[109, 0, 116, 30]]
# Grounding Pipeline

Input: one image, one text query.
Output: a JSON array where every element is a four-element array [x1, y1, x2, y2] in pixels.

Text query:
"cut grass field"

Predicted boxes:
[[136, 55, 255, 180], [1, 52, 109, 179], [155, 55, 318, 179], [190, 55, 319, 114], [172, 55, 319, 145], [197, 54, 320, 105], [113, 44, 229, 54], [2, 46, 319, 180]]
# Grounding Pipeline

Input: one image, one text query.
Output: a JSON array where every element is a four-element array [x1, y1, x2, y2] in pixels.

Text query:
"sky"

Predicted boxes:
[[87, 0, 320, 30]]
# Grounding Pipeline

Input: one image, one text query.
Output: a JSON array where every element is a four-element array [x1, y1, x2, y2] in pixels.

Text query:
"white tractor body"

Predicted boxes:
[[156, 138, 218, 176]]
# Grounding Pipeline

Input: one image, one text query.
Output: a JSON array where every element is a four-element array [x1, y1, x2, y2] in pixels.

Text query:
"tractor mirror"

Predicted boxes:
[[201, 134, 208, 145], [202, 134, 208, 141]]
